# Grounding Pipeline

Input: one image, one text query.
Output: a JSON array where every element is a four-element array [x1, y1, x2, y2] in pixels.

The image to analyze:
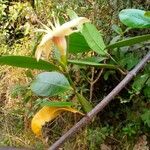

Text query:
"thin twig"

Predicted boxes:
[[89, 68, 104, 101], [93, 69, 104, 85], [89, 67, 95, 101], [48, 51, 150, 150]]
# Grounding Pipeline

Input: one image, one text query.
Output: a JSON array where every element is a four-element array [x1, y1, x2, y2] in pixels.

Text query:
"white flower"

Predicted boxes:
[[35, 17, 90, 61]]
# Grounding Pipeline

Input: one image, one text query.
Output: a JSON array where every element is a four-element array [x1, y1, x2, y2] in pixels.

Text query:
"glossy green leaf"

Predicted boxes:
[[68, 59, 118, 69], [68, 32, 90, 53], [82, 23, 107, 55], [107, 34, 150, 49], [31, 72, 71, 97], [40, 100, 73, 107], [0, 56, 60, 71], [76, 93, 93, 112], [119, 9, 150, 28]]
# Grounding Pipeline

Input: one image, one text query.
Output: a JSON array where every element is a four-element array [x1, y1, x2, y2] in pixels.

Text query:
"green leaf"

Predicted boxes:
[[109, 35, 121, 45], [67, 9, 78, 19], [81, 56, 107, 63], [31, 72, 71, 97], [0, 56, 60, 71], [107, 34, 150, 49], [132, 74, 149, 92], [82, 23, 107, 55], [119, 9, 150, 28], [112, 24, 123, 35], [120, 53, 139, 70], [143, 86, 150, 98], [144, 11, 150, 18], [68, 59, 118, 69], [40, 99, 73, 107], [76, 93, 93, 112], [141, 110, 150, 127], [144, 64, 150, 74], [68, 32, 90, 53], [146, 78, 150, 86]]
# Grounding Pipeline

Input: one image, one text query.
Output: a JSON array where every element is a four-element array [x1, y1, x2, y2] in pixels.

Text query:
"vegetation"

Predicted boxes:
[[0, 1, 150, 149]]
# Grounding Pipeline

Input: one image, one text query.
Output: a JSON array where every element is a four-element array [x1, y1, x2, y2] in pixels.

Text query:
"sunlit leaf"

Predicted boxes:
[[0, 56, 60, 71], [119, 9, 150, 28], [31, 106, 84, 136], [82, 23, 107, 55]]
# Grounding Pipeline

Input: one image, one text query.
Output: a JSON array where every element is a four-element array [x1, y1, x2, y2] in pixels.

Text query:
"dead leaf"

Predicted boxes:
[[31, 106, 84, 136]]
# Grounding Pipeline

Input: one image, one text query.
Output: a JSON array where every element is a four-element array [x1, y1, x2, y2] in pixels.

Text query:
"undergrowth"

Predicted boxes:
[[0, 0, 150, 149]]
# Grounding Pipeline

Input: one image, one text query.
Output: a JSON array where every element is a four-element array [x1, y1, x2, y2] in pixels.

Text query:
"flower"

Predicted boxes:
[[35, 17, 90, 61]]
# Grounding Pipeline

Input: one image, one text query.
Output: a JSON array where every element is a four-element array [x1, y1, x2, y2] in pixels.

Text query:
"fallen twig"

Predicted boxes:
[[49, 52, 150, 150]]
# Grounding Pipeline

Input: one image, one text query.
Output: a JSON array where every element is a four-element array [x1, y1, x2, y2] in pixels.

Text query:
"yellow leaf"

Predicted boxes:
[[31, 106, 84, 136]]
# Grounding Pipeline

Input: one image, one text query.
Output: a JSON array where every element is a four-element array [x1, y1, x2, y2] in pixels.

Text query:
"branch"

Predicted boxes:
[[90, 68, 103, 101], [48, 52, 150, 150]]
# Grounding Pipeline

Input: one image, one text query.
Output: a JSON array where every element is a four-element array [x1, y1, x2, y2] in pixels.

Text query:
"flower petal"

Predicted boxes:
[[63, 17, 90, 29], [39, 20, 52, 32], [48, 20, 55, 30], [35, 47, 43, 62], [56, 28, 75, 36], [54, 17, 90, 36], [35, 17, 90, 61], [53, 17, 60, 28], [35, 34, 53, 61], [31, 106, 84, 136], [39, 33, 53, 46], [52, 36, 67, 56]]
